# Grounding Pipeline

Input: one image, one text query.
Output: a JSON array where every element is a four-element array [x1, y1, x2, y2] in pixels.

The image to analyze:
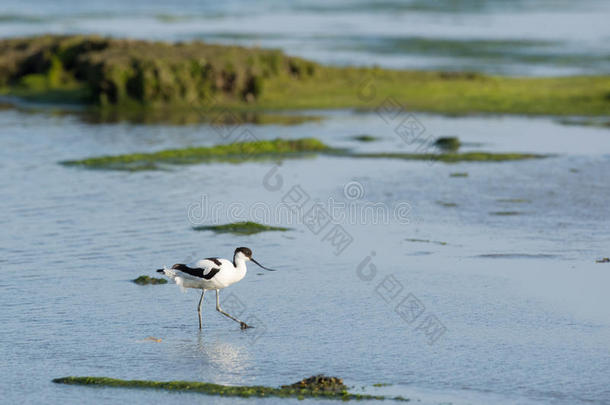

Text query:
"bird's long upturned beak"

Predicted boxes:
[[250, 258, 277, 271]]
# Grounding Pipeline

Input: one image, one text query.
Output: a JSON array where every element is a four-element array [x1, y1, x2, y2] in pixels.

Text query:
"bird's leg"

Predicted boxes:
[[215, 289, 251, 330], [197, 290, 205, 329]]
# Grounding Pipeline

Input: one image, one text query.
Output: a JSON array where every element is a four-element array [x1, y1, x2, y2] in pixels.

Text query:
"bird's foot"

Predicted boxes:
[[240, 322, 252, 330]]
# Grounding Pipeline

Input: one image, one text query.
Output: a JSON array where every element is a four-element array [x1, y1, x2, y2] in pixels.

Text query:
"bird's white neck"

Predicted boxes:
[[233, 254, 248, 279]]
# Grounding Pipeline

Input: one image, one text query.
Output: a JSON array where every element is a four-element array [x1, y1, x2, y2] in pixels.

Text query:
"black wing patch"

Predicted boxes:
[[205, 257, 222, 266], [202, 267, 220, 280], [171, 264, 221, 280]]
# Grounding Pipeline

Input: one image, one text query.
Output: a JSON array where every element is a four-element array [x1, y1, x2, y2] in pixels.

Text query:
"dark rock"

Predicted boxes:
[[282, 375, 347, 393]]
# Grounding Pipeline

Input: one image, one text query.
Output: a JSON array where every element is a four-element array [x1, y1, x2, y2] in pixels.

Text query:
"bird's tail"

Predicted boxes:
[[156, 266, 187, 292], [157, 266, 177, 278]]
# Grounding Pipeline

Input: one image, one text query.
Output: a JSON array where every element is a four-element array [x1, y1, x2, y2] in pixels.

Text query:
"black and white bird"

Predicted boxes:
[[157, 247, 276, 330]]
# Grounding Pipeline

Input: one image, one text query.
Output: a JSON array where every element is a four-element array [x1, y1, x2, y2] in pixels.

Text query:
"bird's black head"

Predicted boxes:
[[234, 246, 277, 271], [234, 247, 252, 258]]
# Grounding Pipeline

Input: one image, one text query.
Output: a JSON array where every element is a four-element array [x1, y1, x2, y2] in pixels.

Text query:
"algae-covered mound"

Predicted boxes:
[[61, 138, 331, 170], [282, 375, 348, 393], [193, 221, 290, 235], [52, 376, 409, 401], [132, 275, 167, 285], [0, 34, 316, 106], [1, 35, 609, 115]]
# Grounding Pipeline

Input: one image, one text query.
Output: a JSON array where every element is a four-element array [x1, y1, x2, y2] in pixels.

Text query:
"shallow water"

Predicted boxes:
[[2, 1, 610, 402], [1, 106, 609, 404], [2, 0, 610, 75]]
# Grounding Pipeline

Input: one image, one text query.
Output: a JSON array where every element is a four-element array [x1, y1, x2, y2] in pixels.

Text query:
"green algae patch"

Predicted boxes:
[[52, 376, 408, 401], [450, 172, 469, 177], [132, 276, 167, 285], [340, 151, 547, 163], [258, 68, 610, 116], [193, 221, 290, 235], [59, 135, 546, 172], [61, 138, 331, 171], [1, 35, 609, 116]]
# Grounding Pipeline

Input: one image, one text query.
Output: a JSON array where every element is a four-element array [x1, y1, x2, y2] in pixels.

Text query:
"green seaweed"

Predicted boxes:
[[450, 172, 468, 177], [193, 221, 290, 235], [61, 136, 548, 171], [337, 151, 547, 163], [60, 138, 330, 170], [52, 376, 409, 401], [132, 276, 168, 285], [1, 35, 609, 116]]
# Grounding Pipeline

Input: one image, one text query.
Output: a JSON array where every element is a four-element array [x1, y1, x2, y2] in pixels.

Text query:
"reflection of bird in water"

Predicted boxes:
[[198, 335, 249, 375], [157, 247, 277, 329], [168, 334, 254, 383]]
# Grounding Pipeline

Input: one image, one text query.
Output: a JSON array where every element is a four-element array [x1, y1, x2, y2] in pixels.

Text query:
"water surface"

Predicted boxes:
[[1, 107, 609, 404], [1, 0, 610, 75]]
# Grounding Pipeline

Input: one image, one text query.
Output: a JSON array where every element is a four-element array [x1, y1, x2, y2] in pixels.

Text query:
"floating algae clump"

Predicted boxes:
[[193, 221, 290, 235], [132, 276, 167, 285], [61, 138, 331, 170], [60, 136, 548, 171], [52, 376, 409, 401], [434, 137, 461, 152]]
